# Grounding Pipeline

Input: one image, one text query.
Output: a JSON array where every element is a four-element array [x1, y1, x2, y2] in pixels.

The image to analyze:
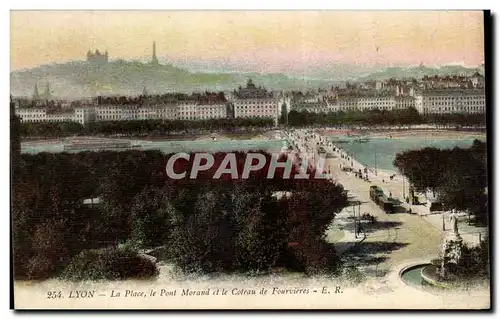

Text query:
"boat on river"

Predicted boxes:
[[63, 140, 142, 152], [330, 137, 351, 144], [353, 138, 371, 143]]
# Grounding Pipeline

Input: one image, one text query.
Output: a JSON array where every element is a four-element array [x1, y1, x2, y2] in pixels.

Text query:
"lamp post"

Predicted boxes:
[[358, 202, 362, 237], [402, 168, 406, 199], [354, 204, 358, 239], [442, 211, 446, 231]]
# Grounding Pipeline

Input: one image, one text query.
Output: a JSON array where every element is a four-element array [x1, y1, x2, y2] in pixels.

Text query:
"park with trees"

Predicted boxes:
[[19, 117, 276, 139], [393, 139, 489, 281], [12, 149, 349, 281], [285, 108, 486, 128], [393, 139, 488, 222]]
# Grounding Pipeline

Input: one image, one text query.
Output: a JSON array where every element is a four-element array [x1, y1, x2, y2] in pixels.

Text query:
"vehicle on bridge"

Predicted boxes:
[[369, 185, 395, 214]]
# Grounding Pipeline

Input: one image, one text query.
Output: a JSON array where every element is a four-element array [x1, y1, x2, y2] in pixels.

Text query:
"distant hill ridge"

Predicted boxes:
[[10, 60, 332, 98], [355, 65, 484, 81], [10, 60, 484, 98]]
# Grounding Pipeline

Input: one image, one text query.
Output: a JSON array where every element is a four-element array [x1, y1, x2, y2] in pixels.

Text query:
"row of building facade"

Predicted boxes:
[[14, 79, 284, 125], [15, 102, 231, 125], [14, 79, 486, 125], [292, 88, 486, 115]]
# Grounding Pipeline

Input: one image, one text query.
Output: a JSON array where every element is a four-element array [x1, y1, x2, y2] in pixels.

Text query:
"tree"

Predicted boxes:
[[129, 186, 175, 248], [13, 149, 349, 279], [27, 220, 68, 279], [393, 147, 447, 194], [437, 148, 487, 218], [394, 141, 488, 220], [279, 102, 288, 126]]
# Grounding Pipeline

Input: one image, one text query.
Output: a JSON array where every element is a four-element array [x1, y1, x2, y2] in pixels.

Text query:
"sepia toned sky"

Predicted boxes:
[[10, 11, 485, 71]]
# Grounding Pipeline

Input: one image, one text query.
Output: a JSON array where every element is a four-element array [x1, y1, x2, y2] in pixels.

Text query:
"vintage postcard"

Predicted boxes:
[[10, 10, 490, 310]]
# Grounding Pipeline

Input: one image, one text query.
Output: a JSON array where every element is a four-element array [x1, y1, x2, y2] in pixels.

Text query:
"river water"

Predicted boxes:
[[21, 139, 290, 154], [21, 136, 482, 174], [330, 136, 481, 172]]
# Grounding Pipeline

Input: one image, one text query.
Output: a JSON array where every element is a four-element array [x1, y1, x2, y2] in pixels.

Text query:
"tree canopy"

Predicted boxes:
[[286, 108, 485, 128], [13, 149, 349, 279], [393, 139, 488, 220], [20, 117, 275, 138]]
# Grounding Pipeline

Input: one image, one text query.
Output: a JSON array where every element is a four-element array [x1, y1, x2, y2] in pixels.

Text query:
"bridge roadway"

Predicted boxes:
[[286, 129, 444, 275]]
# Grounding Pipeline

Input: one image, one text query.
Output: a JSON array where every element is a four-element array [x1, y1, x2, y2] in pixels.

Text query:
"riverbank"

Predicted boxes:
[[320, 128, 486, 141], [19, 129, 279, 142], [194, 130, 281, 142], [20, 131, 290, 155], [366, 129, 486, 140], [21, 131, 280, 147]]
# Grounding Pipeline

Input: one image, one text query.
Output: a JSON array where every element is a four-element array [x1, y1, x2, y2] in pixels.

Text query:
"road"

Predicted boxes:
[[287, 129, 444, 275]]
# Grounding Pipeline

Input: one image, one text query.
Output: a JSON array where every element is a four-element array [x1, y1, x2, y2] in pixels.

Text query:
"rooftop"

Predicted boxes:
[[232, 79, 274, 99], [418, 88, 486, 96]]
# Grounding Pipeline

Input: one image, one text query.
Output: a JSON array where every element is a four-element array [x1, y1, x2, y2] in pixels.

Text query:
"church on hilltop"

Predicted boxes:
[[33, 82, 52, 101], [85, 42, 159, 66], [87, 49, 109, 65]]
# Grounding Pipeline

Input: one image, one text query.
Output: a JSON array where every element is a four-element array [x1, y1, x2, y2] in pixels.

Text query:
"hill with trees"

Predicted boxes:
[[10, 60, 331, 98]]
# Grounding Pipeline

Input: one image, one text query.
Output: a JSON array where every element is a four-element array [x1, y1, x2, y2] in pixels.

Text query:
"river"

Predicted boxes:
[[21, 138, 290, 154], [330, 136, 481, 172]]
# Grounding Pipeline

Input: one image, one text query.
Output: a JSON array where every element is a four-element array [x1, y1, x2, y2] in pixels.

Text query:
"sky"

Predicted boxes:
[[10, 11, 485, 72]]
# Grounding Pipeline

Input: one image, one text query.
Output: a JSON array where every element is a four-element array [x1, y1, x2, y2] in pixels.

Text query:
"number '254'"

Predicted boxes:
[[46, 291, 63, 299]]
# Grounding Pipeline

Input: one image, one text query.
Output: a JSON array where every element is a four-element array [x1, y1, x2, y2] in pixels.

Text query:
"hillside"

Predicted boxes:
[[10, 60, 332, 98], [10, 60, 485, 98], [356, 65, 484, 81]]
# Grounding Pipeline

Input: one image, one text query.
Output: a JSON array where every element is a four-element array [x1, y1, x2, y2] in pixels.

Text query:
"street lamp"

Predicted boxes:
[[354, 207, 358, 239], [402, 168, 406, 199], [358, 202, 361, 233], [442, 211, 446, 231]]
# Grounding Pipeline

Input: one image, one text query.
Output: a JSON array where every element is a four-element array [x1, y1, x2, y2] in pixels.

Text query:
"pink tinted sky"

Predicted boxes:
[[10, 11, 485, 71]]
